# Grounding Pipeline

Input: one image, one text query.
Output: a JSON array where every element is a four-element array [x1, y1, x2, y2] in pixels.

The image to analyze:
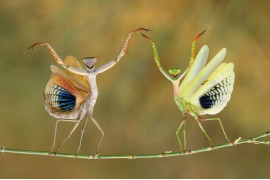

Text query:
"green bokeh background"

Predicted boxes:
[[1, 0, 270, 178]]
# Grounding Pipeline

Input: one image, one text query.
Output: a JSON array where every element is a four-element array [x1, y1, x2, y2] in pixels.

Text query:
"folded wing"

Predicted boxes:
[[181, 48, 227, 100], [179, 45, 209, 94], [64, 56, 91, 92]]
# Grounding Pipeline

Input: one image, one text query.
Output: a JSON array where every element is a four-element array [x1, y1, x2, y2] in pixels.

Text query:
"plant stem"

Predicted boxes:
[[1, 131, 269, 160]]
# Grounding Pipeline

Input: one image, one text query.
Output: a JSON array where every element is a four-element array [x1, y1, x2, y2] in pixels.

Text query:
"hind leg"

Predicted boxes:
[[196, 117, 213, 146], [50, 119, 81, 155], [176, 113, 187, 150], [200, 117, 230, 142]]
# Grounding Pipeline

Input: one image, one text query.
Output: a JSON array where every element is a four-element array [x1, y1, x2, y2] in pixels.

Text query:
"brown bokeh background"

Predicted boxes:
[[0, 0, 270, 178]]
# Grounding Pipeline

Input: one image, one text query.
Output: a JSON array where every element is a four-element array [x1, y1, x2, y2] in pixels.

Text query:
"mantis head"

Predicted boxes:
[[168, 68, 181, 78], [83, 57, 97, 72]]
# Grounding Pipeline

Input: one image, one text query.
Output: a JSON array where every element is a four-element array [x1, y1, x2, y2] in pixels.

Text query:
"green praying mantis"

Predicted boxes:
[[29, 28, 234, 154], [141, 30, 234, 150]]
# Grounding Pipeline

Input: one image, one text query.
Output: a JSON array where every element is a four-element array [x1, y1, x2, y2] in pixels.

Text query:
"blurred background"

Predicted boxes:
[[0, 0, 270, 178]]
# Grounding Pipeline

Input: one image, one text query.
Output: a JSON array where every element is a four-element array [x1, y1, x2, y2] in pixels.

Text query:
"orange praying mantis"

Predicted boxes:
[[28, 28, 151, 155]]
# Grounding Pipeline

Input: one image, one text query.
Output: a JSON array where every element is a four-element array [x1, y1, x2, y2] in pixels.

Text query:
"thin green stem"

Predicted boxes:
[[1, 131, 269, 160]]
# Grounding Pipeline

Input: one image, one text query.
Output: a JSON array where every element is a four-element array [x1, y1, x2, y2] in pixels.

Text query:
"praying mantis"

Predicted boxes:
[[141, 30, 234, 150], [28, 28, 151, 155]]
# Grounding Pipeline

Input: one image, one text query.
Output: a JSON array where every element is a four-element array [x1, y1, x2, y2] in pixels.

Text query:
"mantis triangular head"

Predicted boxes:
[[83, 57, 97, 72]]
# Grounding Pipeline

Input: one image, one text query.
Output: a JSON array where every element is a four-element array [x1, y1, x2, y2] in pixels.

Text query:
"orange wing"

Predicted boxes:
[[44, 72, 87, 113], [50, 65, 90, 95], [64, 56, 91, 92]]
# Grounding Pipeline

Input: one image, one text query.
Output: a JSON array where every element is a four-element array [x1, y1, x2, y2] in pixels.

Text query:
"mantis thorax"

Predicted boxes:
[[174, 97, 199, 117], [174, 97, 186, 114]]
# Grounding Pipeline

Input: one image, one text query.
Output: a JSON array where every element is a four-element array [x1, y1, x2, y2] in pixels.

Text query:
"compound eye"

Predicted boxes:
[[168, 68, 181, 77]]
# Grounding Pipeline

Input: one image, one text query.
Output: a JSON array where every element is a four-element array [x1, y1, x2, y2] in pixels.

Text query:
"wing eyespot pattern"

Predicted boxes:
[[199, 77, 233, 110], [45, 83, 76, 112]]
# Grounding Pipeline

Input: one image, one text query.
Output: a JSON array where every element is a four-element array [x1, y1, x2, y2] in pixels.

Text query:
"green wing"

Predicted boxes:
[[180, 48, 227, 99], [178, 45, 209, 94]]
